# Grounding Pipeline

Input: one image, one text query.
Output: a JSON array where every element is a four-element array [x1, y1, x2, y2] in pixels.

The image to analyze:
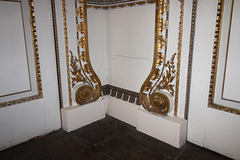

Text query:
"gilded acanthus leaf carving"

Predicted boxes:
[[157, 53, 176, 95], [67, 0, 101, 105], [70, 51, 86, 87], [140, 0, 181, 115]]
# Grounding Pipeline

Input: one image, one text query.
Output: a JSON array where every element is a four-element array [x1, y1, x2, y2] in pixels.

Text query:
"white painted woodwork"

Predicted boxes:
[[107, 96, 138, 127], [61, 98, 106, 132], [0, 1, 30, 96], [214, 0, 240, 110], [221, 0, 240, 102], [1, 0, 239, 158], [137, 108, 187, 148], [187, 0, 240, 159], [0, 0, 39, 103], [0, 0, 61, 151]]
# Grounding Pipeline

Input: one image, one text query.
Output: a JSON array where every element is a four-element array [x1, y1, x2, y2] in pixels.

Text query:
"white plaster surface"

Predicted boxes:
[[137, 108, 187, 148], [61, 98, 106, 132], [108, 4, 155, 92], [88, 9, 109, 86]]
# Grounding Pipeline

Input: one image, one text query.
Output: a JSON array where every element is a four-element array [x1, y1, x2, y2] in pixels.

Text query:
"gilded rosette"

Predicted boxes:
[[68, 0, 101, 105], [140, 0, 177, 115]]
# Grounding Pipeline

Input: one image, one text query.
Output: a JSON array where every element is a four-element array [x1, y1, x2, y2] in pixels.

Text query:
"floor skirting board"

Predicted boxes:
[[61, 98, 106, 132], [61, 96, 187, 148]]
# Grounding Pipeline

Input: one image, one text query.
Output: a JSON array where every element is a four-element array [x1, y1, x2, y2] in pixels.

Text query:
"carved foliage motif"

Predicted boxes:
[[140, 0, 177, 115], [68, 0, 101, 105]]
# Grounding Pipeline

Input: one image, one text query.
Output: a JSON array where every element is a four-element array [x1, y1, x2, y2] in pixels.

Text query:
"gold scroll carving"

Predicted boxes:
[[66, 0, 101, 105], [140, 0, 184, 115]]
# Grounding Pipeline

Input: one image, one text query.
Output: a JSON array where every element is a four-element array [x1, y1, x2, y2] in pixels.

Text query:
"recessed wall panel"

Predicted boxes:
[[209, 0, 240, 114], [0, 1, 31, 97], [0, 0, 42, 107], [222, 0, 240, 102]]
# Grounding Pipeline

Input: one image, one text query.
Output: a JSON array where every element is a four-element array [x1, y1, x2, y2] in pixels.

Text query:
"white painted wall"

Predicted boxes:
[[88, 9, 109, 85], [0, 0, 61, 151], [108, 4, 155, 92], [107, 1, 193, 118], [187, 0, 240, 159]]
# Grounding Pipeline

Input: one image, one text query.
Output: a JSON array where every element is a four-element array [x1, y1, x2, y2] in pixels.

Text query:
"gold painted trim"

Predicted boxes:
[[86, 0, 156, 10], [51, 0, 63, 108], [0, 89, 31, 98], [0, 0, 43, 108], [62, 0, 72, 106], [208, 0, 240, 115], [174, 0, 184, 116], [184, 0, 196, 120]]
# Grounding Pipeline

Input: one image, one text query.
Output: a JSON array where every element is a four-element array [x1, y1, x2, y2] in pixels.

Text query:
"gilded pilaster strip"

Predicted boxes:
[[29, 0, 42, 98], [62, 0, 72, 106], [52, 0, 63, 108], [184, 0, 197, 119], [174, 0, 184, 117]]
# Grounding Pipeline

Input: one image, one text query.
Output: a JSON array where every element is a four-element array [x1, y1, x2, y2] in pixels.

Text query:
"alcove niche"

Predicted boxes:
[[54, 0, 195, 148]]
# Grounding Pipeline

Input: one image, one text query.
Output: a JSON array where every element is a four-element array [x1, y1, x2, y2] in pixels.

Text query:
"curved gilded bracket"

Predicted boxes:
[[63, 0, 101, 105], [140, 0, 180, 115]]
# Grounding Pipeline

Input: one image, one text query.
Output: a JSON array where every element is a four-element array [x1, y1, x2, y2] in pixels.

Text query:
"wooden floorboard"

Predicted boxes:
[[0, 115, 232, 160]]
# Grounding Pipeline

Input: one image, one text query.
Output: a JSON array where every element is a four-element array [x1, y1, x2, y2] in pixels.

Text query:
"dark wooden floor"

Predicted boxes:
[[0, 115, 232, 160]]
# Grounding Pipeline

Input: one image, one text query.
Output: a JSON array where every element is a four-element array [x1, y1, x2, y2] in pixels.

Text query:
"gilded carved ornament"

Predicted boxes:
[[66, 0, 101, 105], [140, 0, 181, 115]]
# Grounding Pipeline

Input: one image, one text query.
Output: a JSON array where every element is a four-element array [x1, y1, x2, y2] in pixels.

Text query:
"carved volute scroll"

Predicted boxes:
[[140, 0, 177, 115], [68, 0, 101, 105]]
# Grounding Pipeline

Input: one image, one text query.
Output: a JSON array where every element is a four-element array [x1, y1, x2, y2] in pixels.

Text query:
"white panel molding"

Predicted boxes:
[[0, 0, 43, 107], [209, 0, 240, 115]]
